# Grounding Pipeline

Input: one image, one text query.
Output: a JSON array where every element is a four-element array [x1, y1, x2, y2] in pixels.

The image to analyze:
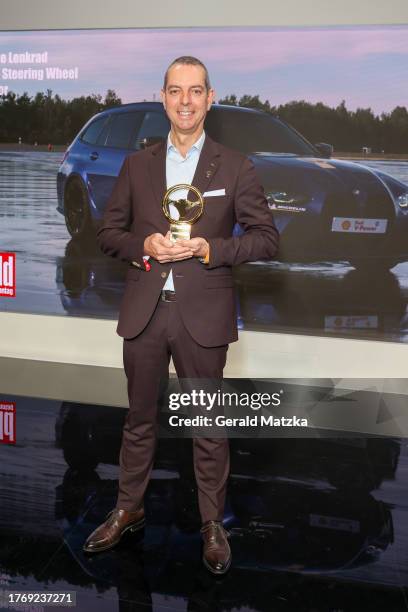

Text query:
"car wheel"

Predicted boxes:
[[64, 177, 94, 239], [63, 438, 99, 472], [348, 257, 398, 272], [60, 415, 100, 471]]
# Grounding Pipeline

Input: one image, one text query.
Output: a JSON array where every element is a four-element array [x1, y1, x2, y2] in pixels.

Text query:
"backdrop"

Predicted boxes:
[[1, 25, 408, 343]]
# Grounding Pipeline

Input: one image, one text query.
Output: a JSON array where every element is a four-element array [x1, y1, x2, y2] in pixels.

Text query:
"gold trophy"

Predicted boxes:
[[162, 183, 204, 242]]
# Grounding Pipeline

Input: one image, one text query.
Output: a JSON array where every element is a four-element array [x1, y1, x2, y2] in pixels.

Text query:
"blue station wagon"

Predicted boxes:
[[57, 102, 408, 271]]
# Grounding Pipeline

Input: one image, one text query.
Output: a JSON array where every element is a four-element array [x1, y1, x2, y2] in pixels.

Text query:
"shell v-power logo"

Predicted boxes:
[[0, 252, 15, 297]]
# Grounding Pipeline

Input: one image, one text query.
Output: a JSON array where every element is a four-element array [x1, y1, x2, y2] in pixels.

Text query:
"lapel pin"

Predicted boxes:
[[206, 170, 212, 178]]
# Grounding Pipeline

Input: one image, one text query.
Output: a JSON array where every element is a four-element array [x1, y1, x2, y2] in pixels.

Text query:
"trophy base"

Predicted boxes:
[[170, 223, 191, 242]]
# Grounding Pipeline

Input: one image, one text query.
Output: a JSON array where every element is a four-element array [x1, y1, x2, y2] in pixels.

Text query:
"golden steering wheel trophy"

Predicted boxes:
[[162, 183, 204, 242]]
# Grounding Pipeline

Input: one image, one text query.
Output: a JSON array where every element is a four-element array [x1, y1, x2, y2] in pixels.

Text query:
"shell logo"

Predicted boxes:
[[341, 220, 351, 230]]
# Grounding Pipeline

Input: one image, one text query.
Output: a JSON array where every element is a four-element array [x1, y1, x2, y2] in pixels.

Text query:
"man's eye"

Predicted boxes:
[[193, 89, 203, 95]]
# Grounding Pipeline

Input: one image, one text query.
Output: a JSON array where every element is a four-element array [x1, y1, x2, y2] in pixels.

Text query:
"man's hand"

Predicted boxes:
[[177, 237, 209, 259], [144, 232, 194, 263]]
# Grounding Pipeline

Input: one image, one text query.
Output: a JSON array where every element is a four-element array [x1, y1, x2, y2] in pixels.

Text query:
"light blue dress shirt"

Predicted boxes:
[[163, 130, 206, 291]]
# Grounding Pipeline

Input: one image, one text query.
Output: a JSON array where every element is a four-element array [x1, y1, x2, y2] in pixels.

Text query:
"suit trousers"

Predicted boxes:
[[116, 295, 230, 523]]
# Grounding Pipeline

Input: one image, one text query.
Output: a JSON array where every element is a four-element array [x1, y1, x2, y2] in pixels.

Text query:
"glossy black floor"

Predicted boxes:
[[1, 394, 408, 611]]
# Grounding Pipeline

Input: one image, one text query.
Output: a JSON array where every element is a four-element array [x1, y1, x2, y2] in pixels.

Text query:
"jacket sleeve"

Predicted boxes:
[[206, 156, 279, 268], [96, 156, 145, 267]]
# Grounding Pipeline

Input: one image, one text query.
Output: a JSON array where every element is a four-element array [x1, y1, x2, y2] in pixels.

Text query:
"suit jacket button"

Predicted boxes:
[[161, 272, 167, 278]]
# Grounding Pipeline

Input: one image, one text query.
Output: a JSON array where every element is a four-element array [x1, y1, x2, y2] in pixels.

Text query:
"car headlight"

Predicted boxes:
[[397, 192, 408, 209], [266, 191, 307, 212]]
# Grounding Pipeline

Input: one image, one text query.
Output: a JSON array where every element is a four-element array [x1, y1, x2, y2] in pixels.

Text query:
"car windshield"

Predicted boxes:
[[205, 108, 316, 156]]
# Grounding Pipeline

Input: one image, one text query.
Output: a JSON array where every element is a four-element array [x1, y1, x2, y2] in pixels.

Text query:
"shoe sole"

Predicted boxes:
[[202, 553, 232, 575], [82, 516, 146, 554]]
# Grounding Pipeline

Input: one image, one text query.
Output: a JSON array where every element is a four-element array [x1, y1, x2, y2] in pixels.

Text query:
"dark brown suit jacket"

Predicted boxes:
[[96, 134, 279, 347]]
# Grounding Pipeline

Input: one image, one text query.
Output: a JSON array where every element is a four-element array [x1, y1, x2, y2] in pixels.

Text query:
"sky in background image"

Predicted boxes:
[[1, 25, 407, 115]]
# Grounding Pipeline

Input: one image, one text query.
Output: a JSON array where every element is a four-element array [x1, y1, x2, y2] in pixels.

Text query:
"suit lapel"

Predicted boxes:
[[148, 140, 167, 208], [191, 134, 221, 197], [148, 133, 221, 207]]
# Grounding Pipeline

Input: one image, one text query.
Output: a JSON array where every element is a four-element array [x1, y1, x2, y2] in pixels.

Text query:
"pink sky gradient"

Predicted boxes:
[[1, 26, 407, 114]]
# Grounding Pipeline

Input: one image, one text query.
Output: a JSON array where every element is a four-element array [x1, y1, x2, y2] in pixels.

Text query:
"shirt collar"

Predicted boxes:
[[167, 130, 206, 157]]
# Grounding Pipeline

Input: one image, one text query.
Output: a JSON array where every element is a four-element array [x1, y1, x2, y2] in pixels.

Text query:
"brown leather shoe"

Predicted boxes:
[[83, 508, 145, 553], [200, 520, 231, 575]]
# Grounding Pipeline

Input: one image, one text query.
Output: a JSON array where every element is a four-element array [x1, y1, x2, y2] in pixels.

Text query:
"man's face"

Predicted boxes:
[[161, 63, 215, 136]]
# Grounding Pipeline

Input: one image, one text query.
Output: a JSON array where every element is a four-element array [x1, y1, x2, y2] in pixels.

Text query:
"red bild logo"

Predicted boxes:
[[0, 253, 16, 297], [0, 402, 16, 444]]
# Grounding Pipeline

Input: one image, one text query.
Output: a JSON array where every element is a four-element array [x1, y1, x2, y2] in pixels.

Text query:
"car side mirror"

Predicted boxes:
[[314, 142, 333, 158]]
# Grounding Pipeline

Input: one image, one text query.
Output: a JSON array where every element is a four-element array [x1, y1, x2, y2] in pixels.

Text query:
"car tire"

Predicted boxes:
[[62, 428, 99, 472], [64, 177, 94, 239], [348, 257, 398, 273], [60, 412, 100, 471]]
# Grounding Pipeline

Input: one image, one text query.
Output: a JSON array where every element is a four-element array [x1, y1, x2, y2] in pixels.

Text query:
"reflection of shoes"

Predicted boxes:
[[83, 507, 145, 553], [200, 520, 231, 575]]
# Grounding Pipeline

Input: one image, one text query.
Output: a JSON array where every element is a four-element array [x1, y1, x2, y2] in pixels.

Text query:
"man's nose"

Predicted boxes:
[[181, 91, 191, 105]]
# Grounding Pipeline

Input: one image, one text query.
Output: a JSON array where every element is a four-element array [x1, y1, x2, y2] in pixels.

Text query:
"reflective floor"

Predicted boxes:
[[1, 393, 408, 610]]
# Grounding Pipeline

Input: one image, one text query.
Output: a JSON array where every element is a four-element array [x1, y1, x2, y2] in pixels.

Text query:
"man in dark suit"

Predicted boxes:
[[83, 56, 279, 574]]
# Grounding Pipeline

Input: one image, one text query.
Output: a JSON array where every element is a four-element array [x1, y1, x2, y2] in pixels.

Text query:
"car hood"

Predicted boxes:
[[248, 153, 402, 196]]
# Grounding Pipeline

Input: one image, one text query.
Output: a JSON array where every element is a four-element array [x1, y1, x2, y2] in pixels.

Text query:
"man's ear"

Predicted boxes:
[[160, 89, 166, 109]]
